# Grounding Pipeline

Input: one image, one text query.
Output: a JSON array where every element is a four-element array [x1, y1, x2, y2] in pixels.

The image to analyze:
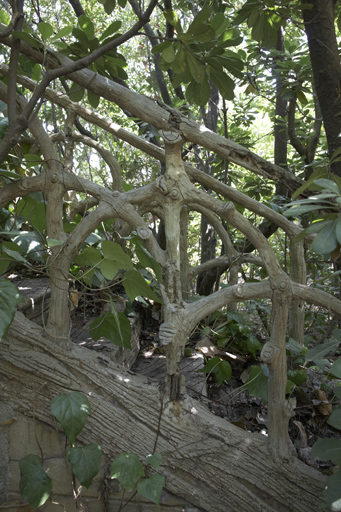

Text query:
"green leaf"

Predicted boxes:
[[137, 474, 165, 505], [287, 369, 307, 386], [37, 22, 54, 40], [135, 242, 162, 281], [0, 117, 8, 140], [146, 453, 163, 470], [296, 89, 308, 105], [100, 258, 120, 279], [111, 453, 145, 490], [305, 340, 338, 363], [336, 219, 341, 245], [198, 356, 232, 386], [292, 168, 328, 199], [51, 392, 91, 445], [324, 470, 341, 510], [46, 238, 64, 247], [74, 247, 102, 267], [12, 30, 41, 50], [185, 50, 205, 83], [88, 90, 100, 109], [172, 46, 187, 74], [0, 9, 10, 24], [101, 240, 134, 269], [78, 15, 95, 40], [330, 358, 341, 378], [19, 455, 52, 509], [209, 66, 235, 100], [162, 44, 176, 63], [185, 78, 211, 106], [69, 82, 85, 102], [188, 23, 215, 43], [104, 0, 116, 14], [328, 406, 341, 430], [311, 220, 338, 255], [89, 310, 132, 348], [312, 439, 341, 465], [334, 386, 341, 399], [67, 444, 102, 488], [245, 365, 268, 402], [17, 197, 46, 233], [0, 278, 24, 340], [123, 270, 163, 303], [314, 178, 340, 193], [51, 26, 72, 40], [99, 20, 121, 41]]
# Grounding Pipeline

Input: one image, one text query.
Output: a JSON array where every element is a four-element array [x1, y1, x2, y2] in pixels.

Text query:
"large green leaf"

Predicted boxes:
[[188, 23, 215, 43], [185, 50, 206, 83], [330, 358, 341, 378], [162, 44, 176, 63], [19, 455, 52, 509], [135, 242, 162, 282], [185, 78, 211, 106], [209, 66, 235, 100], [312, 439, 341, 465], [101, 240, 133, 269], [245, 365, 268, 402], [111, 453, 145, 490], [328, 406, 341, 430], [305, 340, 338, 363], [89, 310, 132, 348], [78, 15, 95, 40], [51, 392, 91, 445], [137, 474, 165, 505], [67, 444, 102, 488], [146, 453, 163, 470], [324, 470, 341, 510], [74, 247, 102, 267], [0, 278, 24, 340], [311, 220, 338, 255], [37, 21, 54, 40], [123, 270, 163, 303], [99, 20, 121, 42], [100, 258, 120, 280], [12, 30, 41, 50], [198, 356, 232, 386], [69, 82, 85, 102]]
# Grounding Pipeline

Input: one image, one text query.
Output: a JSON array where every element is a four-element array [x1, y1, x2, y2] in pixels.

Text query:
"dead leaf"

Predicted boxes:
[[315, 389, 333, 415]]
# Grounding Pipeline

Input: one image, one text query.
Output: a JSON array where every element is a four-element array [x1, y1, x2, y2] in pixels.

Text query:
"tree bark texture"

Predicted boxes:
[[0, 312, 326, 512], [302, 0, 341, 174]]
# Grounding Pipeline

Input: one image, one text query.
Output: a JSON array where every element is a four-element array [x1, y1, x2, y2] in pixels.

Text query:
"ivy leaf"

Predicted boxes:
[[137, 474, 165, 505], [51, 392, 91, 445], [245, 365, 268, 402], [90, 310, 132, 348], [123, 270, 163, 303], [67, 444, 102, 488], [111, 453, 145, 490], [101, 240, 134, 269], [19, 455, 52, 509], [198, 356, 232, 386], [328, 406, 341, 430], [312, 439, 341, 465], [324, 470, 341, 511], [0, 278, 24, 340], [135, 241, 162, 281], [146, 453, 163, 470], [330, 359, 341, 378]]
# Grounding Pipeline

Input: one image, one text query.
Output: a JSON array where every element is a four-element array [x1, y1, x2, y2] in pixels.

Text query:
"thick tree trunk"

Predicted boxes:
[[302, 0, 341, 175], [0, 312, 326, 512]]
